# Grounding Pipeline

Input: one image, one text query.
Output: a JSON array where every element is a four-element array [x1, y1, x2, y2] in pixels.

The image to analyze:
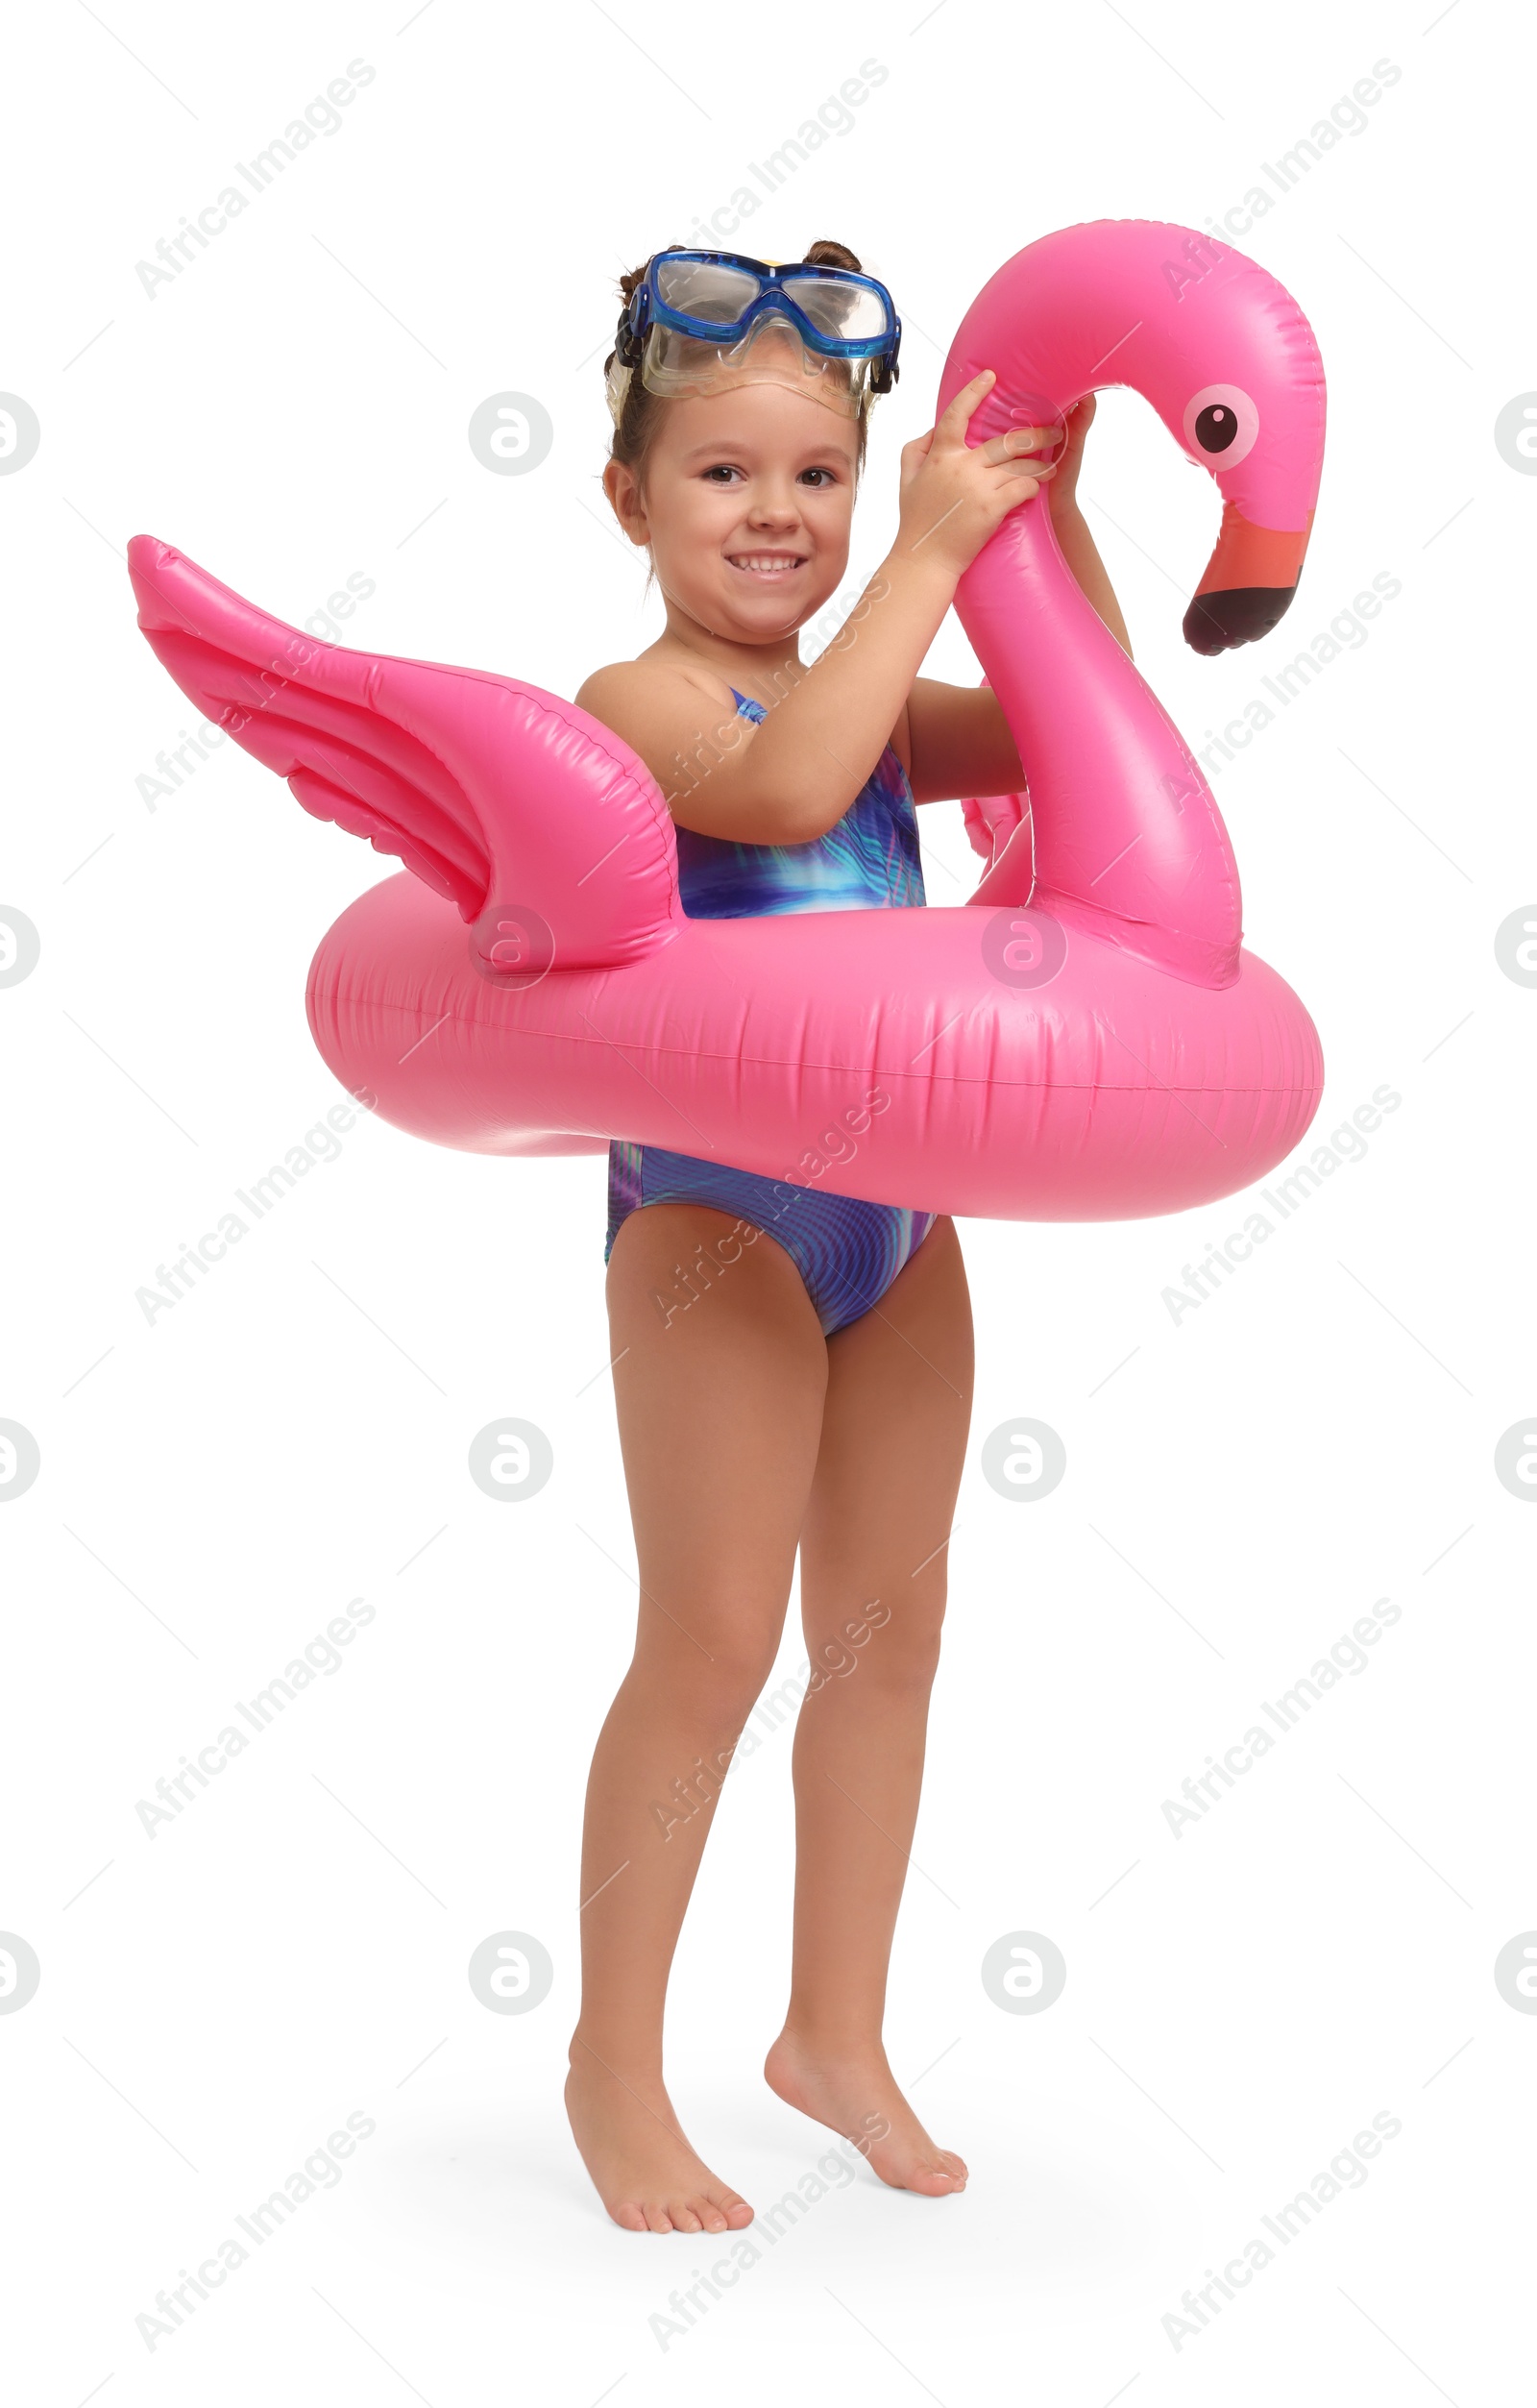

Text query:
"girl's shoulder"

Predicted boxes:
[[573, 652, 742, 731], [572, 656, 757, 802]]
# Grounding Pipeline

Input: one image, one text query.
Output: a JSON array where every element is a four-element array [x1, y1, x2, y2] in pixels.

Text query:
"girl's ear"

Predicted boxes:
[[603, 458, 648, 546]]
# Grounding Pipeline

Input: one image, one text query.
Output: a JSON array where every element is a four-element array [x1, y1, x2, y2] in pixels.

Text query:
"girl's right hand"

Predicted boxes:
[[895, 370, 1058, 581]]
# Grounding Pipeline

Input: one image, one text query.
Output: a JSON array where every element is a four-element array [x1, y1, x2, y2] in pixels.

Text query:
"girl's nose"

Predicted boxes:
[[748, 498, 801, 527]]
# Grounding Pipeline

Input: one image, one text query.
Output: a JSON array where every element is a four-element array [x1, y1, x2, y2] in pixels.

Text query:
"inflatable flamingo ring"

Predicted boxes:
[[129, 220, 1325, 1221]]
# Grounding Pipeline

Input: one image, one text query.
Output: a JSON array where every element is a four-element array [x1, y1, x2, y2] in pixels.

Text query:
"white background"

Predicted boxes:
[[3, 1, 1533, 2400]]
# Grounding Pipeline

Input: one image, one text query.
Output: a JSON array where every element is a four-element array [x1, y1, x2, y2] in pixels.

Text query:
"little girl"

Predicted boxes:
[[567, 239, 1131, 2236]]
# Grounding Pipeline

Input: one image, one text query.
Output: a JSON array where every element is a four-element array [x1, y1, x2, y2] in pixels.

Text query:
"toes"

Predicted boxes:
[[722, 2197, 756, 2229], [668, 2199, 704, 2233], [611, 2199, 650, 2232], [690, 2193, 728, 2235], [643, 2203, 674, 2234], [924, 2162, 965, 2192], [903, 2158, 965, 2195]]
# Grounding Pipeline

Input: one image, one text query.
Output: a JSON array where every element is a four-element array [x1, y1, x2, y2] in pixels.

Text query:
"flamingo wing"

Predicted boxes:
[[128, 536, 682, 971]]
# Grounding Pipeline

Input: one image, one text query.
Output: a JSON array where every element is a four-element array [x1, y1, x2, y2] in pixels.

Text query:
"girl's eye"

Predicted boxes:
[[699, 464, 840, 486]]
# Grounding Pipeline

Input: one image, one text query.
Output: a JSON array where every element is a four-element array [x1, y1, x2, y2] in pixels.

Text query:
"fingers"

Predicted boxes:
[[923, 377, 1056, 465], [934, 367, 998, 440], [991, 434, 1059, 489], [999, 462, 1054, 510], [897, 370, 1061, 566], [978, 425, 1058, 467]]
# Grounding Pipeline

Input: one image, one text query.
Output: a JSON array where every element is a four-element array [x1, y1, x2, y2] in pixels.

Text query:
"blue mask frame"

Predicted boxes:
[[616, 249, 902, 396]]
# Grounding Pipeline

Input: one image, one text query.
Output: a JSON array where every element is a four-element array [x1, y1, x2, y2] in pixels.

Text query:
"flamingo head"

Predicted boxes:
[[1155, 237, 1328, 655], [939, 222, 1328, 659]]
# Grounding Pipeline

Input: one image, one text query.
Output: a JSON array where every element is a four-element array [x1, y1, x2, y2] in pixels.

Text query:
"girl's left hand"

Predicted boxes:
[[1048, 394, 1095, 515]]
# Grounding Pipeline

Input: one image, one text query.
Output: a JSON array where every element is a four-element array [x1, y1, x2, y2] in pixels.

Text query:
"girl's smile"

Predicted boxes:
[[725, 550, 811, 579]]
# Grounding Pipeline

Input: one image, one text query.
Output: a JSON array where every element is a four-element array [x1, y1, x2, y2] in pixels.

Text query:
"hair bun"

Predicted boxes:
[[802, 239, 864, 273]]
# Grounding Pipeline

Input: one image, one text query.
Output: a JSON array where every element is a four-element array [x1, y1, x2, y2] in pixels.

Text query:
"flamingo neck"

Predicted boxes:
[[957, 496, 1243, 989]]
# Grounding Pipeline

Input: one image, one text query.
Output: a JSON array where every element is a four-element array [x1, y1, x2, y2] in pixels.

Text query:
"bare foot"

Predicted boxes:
[[565, 2041, 756, 2235], [764, 2027, 967, 2197]]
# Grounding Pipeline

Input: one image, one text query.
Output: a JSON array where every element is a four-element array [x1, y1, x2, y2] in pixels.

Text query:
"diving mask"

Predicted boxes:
[[605, 249, 901, 428]]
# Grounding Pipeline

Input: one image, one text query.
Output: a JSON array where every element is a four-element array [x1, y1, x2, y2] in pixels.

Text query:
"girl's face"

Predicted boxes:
[[607, 367, 861, 641]]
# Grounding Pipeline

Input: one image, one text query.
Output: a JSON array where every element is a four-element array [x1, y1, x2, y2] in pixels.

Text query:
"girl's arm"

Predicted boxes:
[[903, 397, 1133, 805], [577, 373, 1055, 848]]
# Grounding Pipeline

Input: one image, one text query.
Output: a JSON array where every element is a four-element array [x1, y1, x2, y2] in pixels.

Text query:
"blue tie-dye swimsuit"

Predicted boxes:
[[604, 688, 939, 1335]]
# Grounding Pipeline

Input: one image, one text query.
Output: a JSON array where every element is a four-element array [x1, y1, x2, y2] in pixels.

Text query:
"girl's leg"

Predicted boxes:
[[568, 1202, 828, 2235], [765, 1216, 975, 2195]]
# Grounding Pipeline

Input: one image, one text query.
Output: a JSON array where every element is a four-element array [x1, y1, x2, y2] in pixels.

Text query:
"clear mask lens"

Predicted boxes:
[[651, 256, 764, 324], [776, 274, 890, 343]]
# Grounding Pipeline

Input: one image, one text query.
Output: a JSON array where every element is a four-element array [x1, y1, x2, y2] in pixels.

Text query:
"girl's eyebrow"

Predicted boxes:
[[674, 439, 853, 467]]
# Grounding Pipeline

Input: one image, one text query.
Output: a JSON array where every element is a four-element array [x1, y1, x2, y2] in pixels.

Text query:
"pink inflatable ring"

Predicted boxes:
[[129, 219, 1326, 1221]]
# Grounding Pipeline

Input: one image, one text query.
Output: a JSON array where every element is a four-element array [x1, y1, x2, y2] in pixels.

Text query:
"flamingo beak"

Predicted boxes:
[[1183, 501, 1314, 656]]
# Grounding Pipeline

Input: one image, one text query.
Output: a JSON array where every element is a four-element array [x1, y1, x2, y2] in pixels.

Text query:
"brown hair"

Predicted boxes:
[[603, 238, 874, 509]]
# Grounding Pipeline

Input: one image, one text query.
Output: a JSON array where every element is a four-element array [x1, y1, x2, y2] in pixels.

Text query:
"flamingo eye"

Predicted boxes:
[[1183, 384, 1258, 467]]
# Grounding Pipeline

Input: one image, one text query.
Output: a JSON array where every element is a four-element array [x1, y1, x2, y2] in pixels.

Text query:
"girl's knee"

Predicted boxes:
[[804, 1597, 945, 1697], [638, 1616, 785, 1716]]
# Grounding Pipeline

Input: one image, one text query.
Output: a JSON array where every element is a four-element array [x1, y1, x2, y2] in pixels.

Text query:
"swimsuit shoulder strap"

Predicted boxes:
[[727, 685, 913, 814], [730, 685, 902, 784]]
